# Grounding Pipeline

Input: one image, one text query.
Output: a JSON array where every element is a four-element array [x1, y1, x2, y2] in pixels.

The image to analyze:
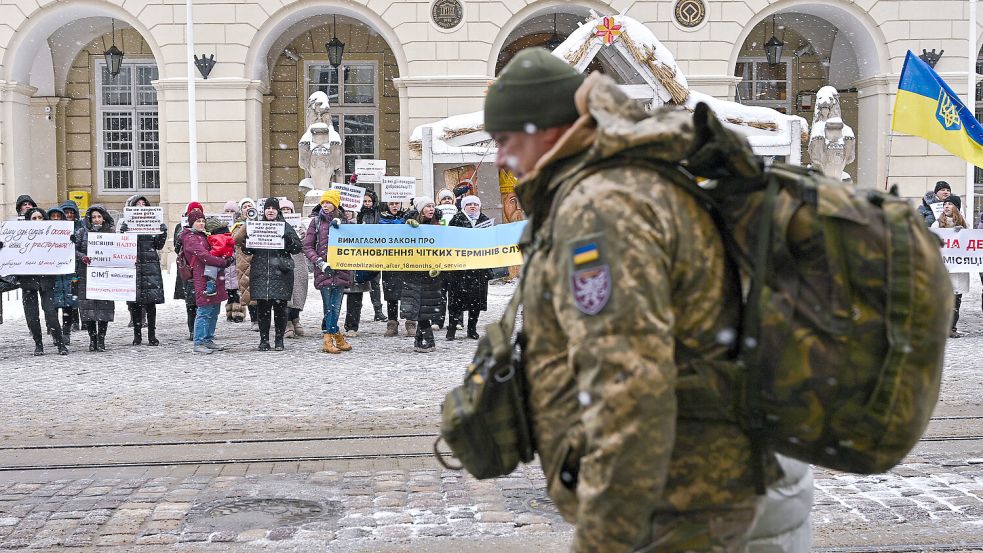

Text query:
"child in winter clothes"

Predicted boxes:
[[204, 219, 235, 296]]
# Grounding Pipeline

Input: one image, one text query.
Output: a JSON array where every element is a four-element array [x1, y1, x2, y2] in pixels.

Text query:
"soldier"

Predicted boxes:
[[484, 48, 779, 552]]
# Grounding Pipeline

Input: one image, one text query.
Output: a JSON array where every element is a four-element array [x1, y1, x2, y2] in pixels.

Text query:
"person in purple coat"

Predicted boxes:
[[182, 211, 233, 354], [303, 189, 353, 354]]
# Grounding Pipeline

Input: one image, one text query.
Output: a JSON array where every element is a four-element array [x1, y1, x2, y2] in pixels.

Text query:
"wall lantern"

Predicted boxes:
[[326, 15, 345, 68], [764, 15, 784, 66], [104, 19, 124, 78]]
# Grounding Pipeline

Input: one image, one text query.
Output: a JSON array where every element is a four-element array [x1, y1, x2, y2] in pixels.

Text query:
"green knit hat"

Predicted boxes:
[[484, 48, 585, 133]]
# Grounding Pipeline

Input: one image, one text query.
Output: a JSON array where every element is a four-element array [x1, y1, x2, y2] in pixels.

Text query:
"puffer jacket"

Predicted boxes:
[[75, 205, 116, 322], [232, 220, 254, 305], [303, 208, 352, 290], [236, 215, 303, 301], [288, 223, 310, 309], [379, 208, 405, 302], [124, 195, 166, 305], [183, 228, 230, 307], [357, 190, 381, 224], [399, 214, 444, 321], [46, 206, 78, 308], [446, 211, 491, 313]]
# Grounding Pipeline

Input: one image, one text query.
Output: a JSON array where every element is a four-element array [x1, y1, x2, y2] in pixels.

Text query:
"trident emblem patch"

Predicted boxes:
[[936, 90, 961, 131]]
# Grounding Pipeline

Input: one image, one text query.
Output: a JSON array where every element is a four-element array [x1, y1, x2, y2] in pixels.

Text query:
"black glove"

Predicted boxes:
[[160, 223, 168, 232], [119, 223, 129, 233], [0, 241, 4, 250], [70, 235, 77, 244]]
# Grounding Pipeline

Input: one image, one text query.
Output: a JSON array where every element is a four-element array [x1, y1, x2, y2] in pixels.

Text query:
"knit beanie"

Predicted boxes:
[[414, 196, 435, 214], [461, 195, 481, 209], [320, 189, 342, 209], [185, 201, 204, 216], [484, 48, 585, 133], [187, 211, 205, 227], [238, 197, 255, 211], [437, 189, 455, 204], [263, 197, 281, 212], [945, 195, 962, 211], [280, 198, 295, 212], [223, 200, 238, 213], [935, 180, 951, 194]]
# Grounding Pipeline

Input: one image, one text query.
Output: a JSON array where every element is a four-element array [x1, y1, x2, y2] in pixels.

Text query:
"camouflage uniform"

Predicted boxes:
[[515, 74, 776, 552]]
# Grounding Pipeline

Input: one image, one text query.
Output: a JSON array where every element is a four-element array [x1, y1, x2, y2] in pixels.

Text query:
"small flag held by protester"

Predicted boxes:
[[892, 50, 983, 167]]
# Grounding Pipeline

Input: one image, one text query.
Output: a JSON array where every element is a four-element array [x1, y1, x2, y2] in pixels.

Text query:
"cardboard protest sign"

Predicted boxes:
[[205, 213, 236, 228], [381, 176, 416, 202], [85, 267, 136, 301], [331, 183, 367, 212], [437, 205, 458, 225], [122, 206, 164, 234], [88, 233, 138, 268], [475, 218, 495, 229], [354, 159, 386, 183], [283, 213, 306, 236], [0, 221, 75, 276], [246, 221, 285, 249], [930, 202, 944, 220]]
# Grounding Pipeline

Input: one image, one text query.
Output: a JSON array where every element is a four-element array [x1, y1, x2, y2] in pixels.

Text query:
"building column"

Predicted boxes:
[[0, 82, 38, 217], [854, 74, 892, 191], [28, 97, 70, 209]]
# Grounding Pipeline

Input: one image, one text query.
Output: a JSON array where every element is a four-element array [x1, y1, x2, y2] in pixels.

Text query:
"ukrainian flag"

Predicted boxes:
[[892, 50, 983, 167]]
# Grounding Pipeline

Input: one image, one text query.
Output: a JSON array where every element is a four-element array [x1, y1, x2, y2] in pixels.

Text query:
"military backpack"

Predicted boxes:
[[659, 103, 952, 488]]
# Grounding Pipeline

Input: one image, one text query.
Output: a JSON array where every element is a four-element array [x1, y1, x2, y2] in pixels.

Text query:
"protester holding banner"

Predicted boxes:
[[236, 197, 303, 351], [380, 201, 408, 337], [174, 202, 204, 340], [357, 190, 386, 321], [222, 200, 245, 323], [342, 190, 385, 336], [399, 198, 445, 353], [46, 206, 79, 345], [233, 198, 259, 330], [280, 199, 309, 338], [120, 195, 168, 346], [303, 190, 353, 354], [918, 181, 953, 227], [932, 196, 970, 338], [446, 195, 492, 340], [183, 212, 233, 354], [8, 208, 70, 355], [75, 205, 116, 352]]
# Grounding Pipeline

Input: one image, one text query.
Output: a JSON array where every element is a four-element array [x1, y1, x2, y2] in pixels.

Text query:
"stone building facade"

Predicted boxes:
[[0, 0, 978, 220]]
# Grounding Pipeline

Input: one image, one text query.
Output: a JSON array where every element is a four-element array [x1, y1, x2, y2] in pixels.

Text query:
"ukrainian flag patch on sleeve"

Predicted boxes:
[[572, 243, 600, 266]]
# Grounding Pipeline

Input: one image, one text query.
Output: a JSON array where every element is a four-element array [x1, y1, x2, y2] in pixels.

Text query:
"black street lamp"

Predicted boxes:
[[764, 15, 784, 66], [104, 19, 124, 78], [326, 15, 345, 68]]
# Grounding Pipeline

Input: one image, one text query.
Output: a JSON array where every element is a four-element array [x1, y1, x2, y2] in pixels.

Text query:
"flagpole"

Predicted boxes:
[[967, 0, 977, 222], [186, 0, 199, 202]]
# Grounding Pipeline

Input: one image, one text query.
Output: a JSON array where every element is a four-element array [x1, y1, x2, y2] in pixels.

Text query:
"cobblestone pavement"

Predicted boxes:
[[0, 273, 982, 550]]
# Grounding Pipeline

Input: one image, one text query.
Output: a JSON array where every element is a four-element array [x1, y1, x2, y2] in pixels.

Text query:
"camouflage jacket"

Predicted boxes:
[[515, 74, 773, 552]]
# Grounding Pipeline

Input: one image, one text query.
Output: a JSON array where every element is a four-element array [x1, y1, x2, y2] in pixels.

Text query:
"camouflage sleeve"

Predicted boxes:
[[550, 176, 679, 553]]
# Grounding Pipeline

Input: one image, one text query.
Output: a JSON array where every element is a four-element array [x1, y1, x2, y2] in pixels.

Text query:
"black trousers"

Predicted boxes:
[[23, 287, 63, 344], [369, 276, 383, 309], [182, 280, 197, 334], [387, 301, 399, 321], [127, 303, 158, 331], [256, 299, 287, 340], [345, 293, 363, 331]]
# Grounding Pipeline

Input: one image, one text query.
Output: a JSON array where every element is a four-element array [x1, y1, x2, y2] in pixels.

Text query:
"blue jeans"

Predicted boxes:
[[193, 304, 220, 345], [320, 286, 345, 335]]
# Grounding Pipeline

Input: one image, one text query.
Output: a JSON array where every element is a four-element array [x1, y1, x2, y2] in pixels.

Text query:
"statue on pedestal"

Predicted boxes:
[[298, 91, 343, 190], [808, 86, 856, 182]]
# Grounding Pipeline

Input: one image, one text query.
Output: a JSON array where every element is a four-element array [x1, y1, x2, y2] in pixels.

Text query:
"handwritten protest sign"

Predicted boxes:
[[437, 205, 457, 225], [88, 233, 138, 268], [122, 206, 164, 234], [930, 202, 944, 220], [0, 221, 75, 276], [331, 183, 367, 212], [329, 221, 526, 271], [246, 221, 285, 249], [283, 213, 306, 237], [85, 267, 136, 301], [354, 159, 386, 183], [205, 213, 236, 228], [381, 176, 416, 202]]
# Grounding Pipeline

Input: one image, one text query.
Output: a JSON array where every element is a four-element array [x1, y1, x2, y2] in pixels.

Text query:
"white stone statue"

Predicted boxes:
[[299, 91, 343, 189], [808, 86, 856, 182]]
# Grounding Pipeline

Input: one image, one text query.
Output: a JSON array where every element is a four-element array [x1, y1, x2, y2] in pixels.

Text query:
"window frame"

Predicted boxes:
[[301, 58, 381, 182], [94, 57, 160, 195], [735, 57, 792, 114]]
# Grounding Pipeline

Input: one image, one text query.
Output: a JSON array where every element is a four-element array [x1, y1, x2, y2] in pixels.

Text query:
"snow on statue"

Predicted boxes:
[[298, 91, 343, 190], [809, 86, 856, 182]]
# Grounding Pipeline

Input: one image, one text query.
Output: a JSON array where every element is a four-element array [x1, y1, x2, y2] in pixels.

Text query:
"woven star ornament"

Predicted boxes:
[[594, 16, 623, 46]]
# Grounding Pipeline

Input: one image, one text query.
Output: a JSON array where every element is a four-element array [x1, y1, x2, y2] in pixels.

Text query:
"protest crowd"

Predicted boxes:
[[0, 181, 498, 356]]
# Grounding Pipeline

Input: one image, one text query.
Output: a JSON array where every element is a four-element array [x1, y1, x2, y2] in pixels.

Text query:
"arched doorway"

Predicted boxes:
[[2, 5, 164, 215]]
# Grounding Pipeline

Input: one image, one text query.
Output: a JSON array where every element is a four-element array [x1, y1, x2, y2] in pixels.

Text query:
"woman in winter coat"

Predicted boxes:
[[235, 197, 303, 351], [119, 195, 168, 346], [220, 200, 245, 323], [174, 201, 204, 340], [5, 208, 69, 355], [58, 200, 83, 331], [182, 211, 233, 354], [932, 196, 969, 337], [232, 198, 258, 330], [356, 189, 387, 322], [380, 201, 408, 337], [400, 197, 445, 353], [280, 199, 309, 338], [45, 207, 79, 346], [446, 195, 491, 340], [75, 205, 116, 352], [303, 190, 353, 354]]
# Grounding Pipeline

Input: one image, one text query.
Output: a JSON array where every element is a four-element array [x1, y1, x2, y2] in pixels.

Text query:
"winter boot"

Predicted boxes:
[[333, 332, 353, 352], [405, 320, 417, 337], [258, 338, 271, 351], [284, 323, 295, 339], [293, 319, 305, 337], [466, 312, 480, 340], [373, 305, 388, 322], [32, 332, 44, 356], [97, 322, 108, 352], [446, 324, 457, 341], [62, 321, 72, 345], [421, 323, 436, 352], [322, 333, 340, 354], [56, 338, 69, 355], [87, 323, 97, 352], [132, 324, 142, 345], [384, 320, 399, 337], [146, 308, 159, 346]]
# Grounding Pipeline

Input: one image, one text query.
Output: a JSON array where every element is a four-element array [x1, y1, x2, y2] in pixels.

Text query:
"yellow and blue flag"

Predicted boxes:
[[892, 50, 983, 167]]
